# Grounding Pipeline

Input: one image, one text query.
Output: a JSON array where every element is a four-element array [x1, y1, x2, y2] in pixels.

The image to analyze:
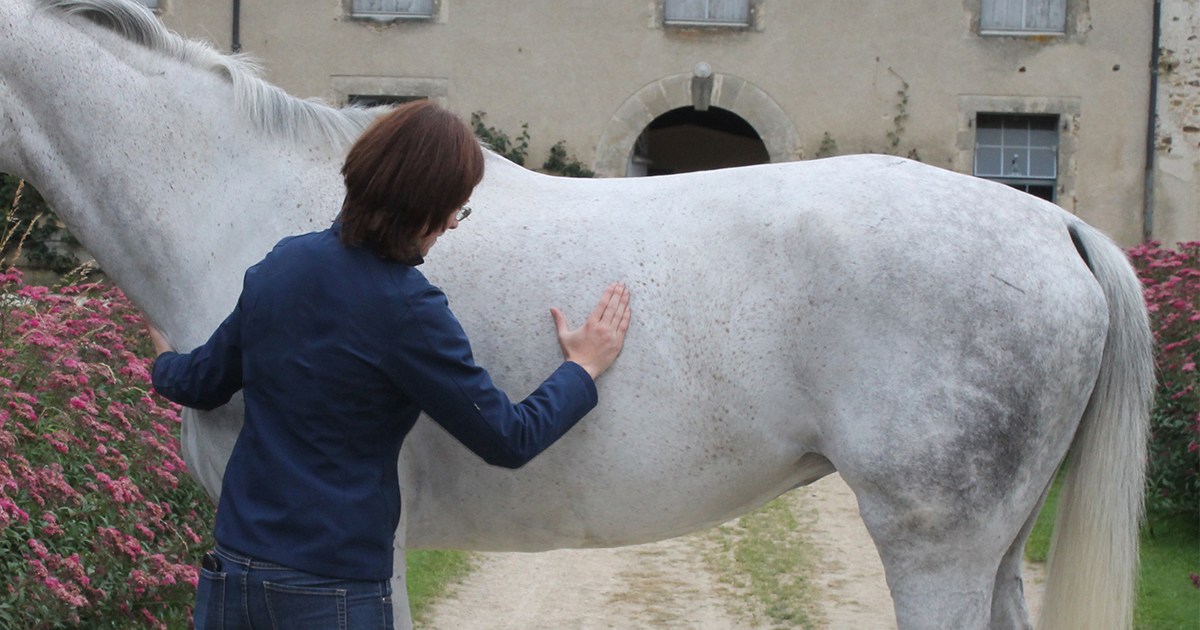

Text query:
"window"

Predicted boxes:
[[980, 0, 1065, 34], [974, 114, 1058, 201], [348, 95, 424, 108], [665, 0, 750, 26], [137, 0, 159, 9], [351, 0, 434, 20]]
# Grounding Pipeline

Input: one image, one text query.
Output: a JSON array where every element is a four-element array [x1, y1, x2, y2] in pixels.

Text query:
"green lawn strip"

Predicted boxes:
[[695, 493, 819, 630], [406, 549, 474, 623], [1134, 514, 1200, 630], [1026, 472, 1199, 629], [1023, 468, 1064, 563]]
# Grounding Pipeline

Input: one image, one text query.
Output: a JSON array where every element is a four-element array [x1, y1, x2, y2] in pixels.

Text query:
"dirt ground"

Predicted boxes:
[[418, 473, 1045, 629]]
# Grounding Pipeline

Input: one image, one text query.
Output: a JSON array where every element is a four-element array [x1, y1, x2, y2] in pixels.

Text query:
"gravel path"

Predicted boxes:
[[417, 536, 744, 630], [417, 473, 1045, 629]]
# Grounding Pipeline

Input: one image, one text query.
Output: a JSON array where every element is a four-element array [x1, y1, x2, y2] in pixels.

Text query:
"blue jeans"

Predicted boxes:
[[194, 544, 395, 630]]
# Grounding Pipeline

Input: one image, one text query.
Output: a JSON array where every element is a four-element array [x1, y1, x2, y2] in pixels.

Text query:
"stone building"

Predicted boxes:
[[1155, 0, 1199, 246], [147, 0, 1196, 247]]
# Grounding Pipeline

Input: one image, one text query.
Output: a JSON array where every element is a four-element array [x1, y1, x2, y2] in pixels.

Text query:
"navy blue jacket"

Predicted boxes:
[[152, 226, 597, 580]]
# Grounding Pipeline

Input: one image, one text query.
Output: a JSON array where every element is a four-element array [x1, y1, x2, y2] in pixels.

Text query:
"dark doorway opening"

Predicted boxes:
[[627, 107, 770, 176]]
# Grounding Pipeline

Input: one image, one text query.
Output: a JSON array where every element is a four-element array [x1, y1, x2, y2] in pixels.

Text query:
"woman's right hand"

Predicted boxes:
[[550, 283, 632, 380], [142, 316, 176, 357]]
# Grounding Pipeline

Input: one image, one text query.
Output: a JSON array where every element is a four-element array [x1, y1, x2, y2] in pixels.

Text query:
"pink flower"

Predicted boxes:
[[10, 391, 37, 404], [135, 523, 156, 541], [43, 576, 88, 608], [95, 473, 144, 503], [0, 461, 16, 493], [27, 538, 49, 559], [41, 513, 63, 536], [8, 401, 36, 422], [42, 434, 69, 453], [140, 608, 167, 630], [96, 527, 145, 561], [182, 524, 203, 545]]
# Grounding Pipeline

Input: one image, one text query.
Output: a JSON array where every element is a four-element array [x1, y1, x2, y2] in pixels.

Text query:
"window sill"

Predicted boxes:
[[349, 12, 434, 22], [664, 19, 749, 28], [979, 29, 1065, 37]]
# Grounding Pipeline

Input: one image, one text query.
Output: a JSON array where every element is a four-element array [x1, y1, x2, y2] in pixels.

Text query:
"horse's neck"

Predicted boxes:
[[0, 4, 344, 346]]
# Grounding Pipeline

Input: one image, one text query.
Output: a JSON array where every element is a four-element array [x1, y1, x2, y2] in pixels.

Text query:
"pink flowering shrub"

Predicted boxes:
[[1127, 241, 1200, 519], [0, 268, 213, 629]]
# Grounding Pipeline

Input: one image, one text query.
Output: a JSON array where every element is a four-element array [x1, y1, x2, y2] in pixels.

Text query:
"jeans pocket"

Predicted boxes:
[[381, 592, 395, 630], [194, 568, 226, 630], [263, 581, 348, 630]]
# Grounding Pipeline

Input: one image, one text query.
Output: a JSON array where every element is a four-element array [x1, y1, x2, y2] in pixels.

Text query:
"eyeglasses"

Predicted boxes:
[[456, 206, 472, 222]]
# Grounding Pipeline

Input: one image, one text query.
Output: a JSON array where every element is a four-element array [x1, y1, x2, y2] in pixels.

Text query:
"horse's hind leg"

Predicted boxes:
[[849, 484, 1022, 630], [988, 476, 1053, 630]]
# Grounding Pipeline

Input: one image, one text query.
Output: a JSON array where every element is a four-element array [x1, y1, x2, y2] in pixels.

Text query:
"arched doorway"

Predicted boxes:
[[626, 106, 770, 177], [594, 71, 799, 177]]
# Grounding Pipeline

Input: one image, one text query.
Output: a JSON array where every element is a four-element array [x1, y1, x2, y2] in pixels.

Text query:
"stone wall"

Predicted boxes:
[[1155, 0, 1200, 246], [154, 0, 1179, 246]]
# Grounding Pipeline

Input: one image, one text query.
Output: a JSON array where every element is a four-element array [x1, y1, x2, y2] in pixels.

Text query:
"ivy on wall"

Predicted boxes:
[[811, 67, 919, 161], [471, 112, 595, 178]]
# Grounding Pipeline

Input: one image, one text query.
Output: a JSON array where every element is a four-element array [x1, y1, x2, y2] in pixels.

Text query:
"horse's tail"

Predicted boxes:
[[1037, 222, 1154, 630]]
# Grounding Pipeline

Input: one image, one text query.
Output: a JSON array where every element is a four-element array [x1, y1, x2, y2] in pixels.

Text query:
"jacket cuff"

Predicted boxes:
[[561, 361, 598, 408], [150, 351, 182, 400]]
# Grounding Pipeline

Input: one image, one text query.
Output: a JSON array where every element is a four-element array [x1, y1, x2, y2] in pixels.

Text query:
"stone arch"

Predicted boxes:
[[594, 72, 801, 177]]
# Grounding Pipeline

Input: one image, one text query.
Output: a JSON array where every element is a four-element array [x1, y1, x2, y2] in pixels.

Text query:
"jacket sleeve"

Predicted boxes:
[[388, 285, 598, 469], [151, 302, 245, 411]]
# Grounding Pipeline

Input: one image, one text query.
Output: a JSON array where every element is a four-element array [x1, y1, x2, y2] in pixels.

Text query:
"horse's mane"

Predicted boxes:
[[39, 0, 381, 148]]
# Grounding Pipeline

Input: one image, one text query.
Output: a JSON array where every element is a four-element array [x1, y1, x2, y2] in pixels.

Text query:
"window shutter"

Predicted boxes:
[[981, 0, 1064, 33], [665, 0, 708, 22], [352, 0, 434, 18], [1024, 0, 1066, 31], [709, 0, 750, 24], [665, 0, 749, 25], [982, 0, 1018, 30]]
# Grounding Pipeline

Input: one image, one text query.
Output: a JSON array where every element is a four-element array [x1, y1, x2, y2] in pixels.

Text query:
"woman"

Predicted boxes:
[[147, 101, 631, 630]]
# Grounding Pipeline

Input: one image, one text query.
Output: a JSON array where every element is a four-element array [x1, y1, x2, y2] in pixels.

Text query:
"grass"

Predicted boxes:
[[696, 494, 820, 629], [1024, 468, 1065, 563], [1025, 472, 1200, 629], [406, 549, 474, 623], [1134, 515, 1200, 630]]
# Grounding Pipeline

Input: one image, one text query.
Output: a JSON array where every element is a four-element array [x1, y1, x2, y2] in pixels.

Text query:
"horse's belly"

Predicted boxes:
[[399, 399, 825, 551]]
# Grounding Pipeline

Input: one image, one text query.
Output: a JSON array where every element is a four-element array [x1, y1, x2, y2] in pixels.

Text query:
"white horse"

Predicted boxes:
[[0, 1, 1153, 628]]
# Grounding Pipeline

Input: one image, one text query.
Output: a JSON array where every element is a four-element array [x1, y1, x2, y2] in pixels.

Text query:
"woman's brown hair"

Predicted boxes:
[[339, 101, 484, 262]]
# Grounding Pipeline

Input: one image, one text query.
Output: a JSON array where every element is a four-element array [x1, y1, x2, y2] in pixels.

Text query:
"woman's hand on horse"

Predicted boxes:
[[142, 317, 176, 356], [551, 283, 632, 380]]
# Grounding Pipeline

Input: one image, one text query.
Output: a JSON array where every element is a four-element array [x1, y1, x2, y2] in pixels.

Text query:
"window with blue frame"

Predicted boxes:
[[974, 114, 1059, 202]]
